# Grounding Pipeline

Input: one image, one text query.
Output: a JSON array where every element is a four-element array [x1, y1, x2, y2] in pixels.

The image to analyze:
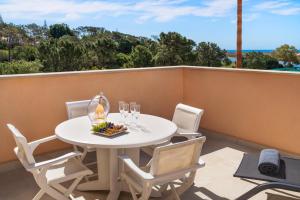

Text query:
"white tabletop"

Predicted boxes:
[[55, 113, 177, 149]]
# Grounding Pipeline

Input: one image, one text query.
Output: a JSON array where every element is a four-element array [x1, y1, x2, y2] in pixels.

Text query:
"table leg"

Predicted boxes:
[[77, 147, 140, 198], [77, 148, 110, 191], [107, 149, 121, 200]]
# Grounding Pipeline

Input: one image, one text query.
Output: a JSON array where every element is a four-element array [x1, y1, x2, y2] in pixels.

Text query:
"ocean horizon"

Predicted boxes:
[[227, 50, 273, 53], [227, 50, 300, 53]]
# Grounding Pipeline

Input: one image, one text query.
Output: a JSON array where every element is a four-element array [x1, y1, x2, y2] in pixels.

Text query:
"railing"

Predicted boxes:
[[0, 66, 300, 164]]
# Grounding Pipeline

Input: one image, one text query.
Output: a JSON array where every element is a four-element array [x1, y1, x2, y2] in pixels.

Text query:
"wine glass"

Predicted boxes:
[[130, 102, 136, 113], [123, 103, 129, 125], [119, 101, 125, 115], [130, 102, 136, 123], [134, 104, 141, 124]]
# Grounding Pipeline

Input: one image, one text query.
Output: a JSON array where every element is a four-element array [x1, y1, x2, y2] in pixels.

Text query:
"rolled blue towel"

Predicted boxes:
[[258, 149, 281, 175]]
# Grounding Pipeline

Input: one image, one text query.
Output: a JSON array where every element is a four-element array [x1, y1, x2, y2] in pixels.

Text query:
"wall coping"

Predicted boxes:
[[0, 65, 299, 80]]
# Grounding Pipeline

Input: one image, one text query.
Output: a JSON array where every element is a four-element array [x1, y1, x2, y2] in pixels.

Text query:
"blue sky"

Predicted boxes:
[[0, 0, 299, 50]]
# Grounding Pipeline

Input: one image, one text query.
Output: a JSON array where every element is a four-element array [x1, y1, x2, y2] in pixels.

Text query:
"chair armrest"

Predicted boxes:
[[119, 155, 154, 180], [29, 151, 82, 171], [29, 135, 57, 153], [176, 132, 202, 137]]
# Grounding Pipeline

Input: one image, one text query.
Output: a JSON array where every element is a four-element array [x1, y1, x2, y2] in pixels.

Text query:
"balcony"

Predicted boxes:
[[0, 66, 300, 200]]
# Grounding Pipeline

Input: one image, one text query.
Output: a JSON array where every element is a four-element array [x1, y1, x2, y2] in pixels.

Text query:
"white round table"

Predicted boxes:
[[55, 113, 177, 200]]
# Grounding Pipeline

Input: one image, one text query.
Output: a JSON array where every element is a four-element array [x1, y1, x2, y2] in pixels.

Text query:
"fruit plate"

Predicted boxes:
[[95, 128, 128, 138], [92, 122, 128, 138]]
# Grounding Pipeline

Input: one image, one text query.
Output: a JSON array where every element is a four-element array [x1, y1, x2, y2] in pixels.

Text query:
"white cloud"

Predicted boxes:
[[271, 7, 300, 15], [254, 0, 291, 10], [0, 0, 237, 23], [253, 0, 300, 16]]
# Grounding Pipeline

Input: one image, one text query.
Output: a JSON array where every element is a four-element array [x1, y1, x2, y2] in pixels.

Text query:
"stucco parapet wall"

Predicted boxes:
[[1, 65, 300, 79]]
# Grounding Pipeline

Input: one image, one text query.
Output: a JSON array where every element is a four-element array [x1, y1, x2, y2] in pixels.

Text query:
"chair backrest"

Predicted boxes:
[[150, 137, 206, 176], [65, 100, 90, 119], [7, 124, 36, 168], [172, 103, 204, 132]]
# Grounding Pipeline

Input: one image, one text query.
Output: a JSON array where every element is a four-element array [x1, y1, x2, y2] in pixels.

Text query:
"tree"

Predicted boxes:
[[75, 26, 107, 37], [0, 14, 4, 24], [93, 37, 117, 68], [272, 44, 299, 67], [195, 42, 229, 67], [21, 23, 48, 44], [154, 32, 195, 66], [38, 39, 61, 71], [38, 36, 85, 72], [242, 52, 282, 69], [49, 23, 74, 39], [116, 53, 130, 68], [236, 0, 243, 68], [0, 24, 28, 61], [130, 45, 153, 68], [57, 36, 85, 71], [13, 45, 38, 61]]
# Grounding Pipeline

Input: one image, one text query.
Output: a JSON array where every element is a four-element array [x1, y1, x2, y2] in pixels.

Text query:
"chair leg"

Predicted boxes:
[[33, 189, 45, 200], [52, 183, 68, 194], [81, 149, 88, 161], [170, 183, 181, 200], [139, 185, 152, 200], [128, 184, 139, 200], [46, 186, 70, 200], [159, 184, 168, 194], [65, 177, 83, 196]]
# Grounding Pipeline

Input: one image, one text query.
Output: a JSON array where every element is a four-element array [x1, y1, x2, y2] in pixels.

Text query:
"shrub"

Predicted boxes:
[[0, 60, 42, 75], [0, 49, 9, 62], [13, 45, 38, 61]]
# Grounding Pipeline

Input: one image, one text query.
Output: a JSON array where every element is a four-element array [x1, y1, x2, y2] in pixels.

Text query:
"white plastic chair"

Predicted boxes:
[[142, 103, 204, 156], [7, 124, 93, 200], [172, 103, 204, 139], [65, 100, 96, 163], [120, 137, 206, 200]]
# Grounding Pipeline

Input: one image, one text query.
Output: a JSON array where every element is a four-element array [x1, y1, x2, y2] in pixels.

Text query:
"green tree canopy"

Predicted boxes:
[[93, 37, 118, 68], [272, 44, 299, 67], [38, 36, 85, 72], [195, 42, 228, 67], [49, 23, 74, 39], [154, 32, 195, 66], [130, 45, 153, 68], [13, 45, 38, 61], [0, 23, 28, 61], [243, 52, 282, 69]]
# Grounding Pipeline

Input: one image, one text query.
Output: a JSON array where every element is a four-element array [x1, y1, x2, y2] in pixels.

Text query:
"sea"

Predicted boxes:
[[227, 50, 276, 53]]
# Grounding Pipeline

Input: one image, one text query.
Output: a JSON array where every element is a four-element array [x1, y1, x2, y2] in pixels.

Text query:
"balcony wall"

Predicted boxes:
[[0, 67, 183, 163], [183, 67, 300, 155], [0, 66, 300, 164]]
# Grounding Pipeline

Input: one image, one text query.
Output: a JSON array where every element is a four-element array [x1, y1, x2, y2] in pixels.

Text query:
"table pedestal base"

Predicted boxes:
[[77, 148, 140, 200]]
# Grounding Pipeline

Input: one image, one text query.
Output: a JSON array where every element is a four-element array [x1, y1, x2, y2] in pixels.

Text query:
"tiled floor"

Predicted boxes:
[[0, 135, 299, 200]]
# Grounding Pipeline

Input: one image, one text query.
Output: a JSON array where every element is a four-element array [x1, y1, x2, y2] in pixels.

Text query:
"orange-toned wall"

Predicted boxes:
[[0, 68, 183, 164], [1, 66, 300, 164], [183, 67, 300, 155]]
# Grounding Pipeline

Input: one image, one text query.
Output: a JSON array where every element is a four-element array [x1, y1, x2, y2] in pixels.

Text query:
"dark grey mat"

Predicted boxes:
[[234, 153, 300, 186]]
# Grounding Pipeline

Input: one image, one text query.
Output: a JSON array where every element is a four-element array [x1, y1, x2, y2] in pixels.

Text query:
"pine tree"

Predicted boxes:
[[43, 20, 47, 28], [0, 14, 4, 24]]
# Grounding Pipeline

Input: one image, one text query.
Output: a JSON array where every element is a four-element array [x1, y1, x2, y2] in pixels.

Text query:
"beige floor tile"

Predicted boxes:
[[0, 136, 299, 200]]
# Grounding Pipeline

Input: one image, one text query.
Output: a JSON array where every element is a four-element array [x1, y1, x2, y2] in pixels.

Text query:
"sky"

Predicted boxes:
[[0, 0, 299, 50]]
